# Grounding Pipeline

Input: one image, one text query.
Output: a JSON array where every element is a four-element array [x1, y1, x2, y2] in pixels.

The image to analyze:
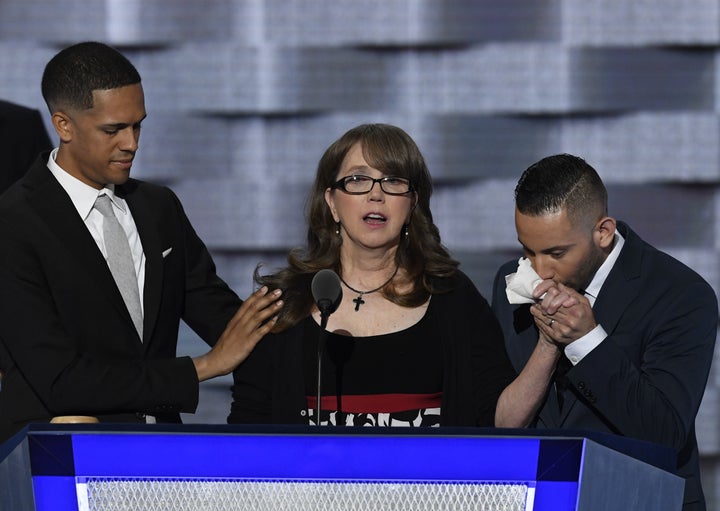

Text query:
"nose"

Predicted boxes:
[[119, 126, 139, 152], [531, 256, 553, 280], [367, 180, 385, 201]]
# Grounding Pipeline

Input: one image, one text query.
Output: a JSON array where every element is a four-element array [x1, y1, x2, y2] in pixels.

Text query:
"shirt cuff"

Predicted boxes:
[[564, 324, 607, 365]]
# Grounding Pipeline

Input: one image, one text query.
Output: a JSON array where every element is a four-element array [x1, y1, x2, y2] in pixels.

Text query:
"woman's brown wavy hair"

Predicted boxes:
[[256, 123, 459, 332]]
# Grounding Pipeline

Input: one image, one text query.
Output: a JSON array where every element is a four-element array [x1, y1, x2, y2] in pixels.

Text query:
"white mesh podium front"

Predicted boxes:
[[0, 424, 684, 511], [80, 478, 529, 511]]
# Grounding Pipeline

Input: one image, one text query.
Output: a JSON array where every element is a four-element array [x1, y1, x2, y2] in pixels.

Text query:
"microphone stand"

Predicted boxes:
[[316, 305, 331, 426], [310, 269, 342, 426]]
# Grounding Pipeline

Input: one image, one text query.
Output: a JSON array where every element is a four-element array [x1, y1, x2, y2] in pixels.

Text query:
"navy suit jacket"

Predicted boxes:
[[0, 154, 241, 442], [492, 222, 717, 511]]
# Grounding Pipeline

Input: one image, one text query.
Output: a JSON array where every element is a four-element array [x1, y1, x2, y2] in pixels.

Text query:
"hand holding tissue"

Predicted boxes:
[[505, 257, 544, 304]]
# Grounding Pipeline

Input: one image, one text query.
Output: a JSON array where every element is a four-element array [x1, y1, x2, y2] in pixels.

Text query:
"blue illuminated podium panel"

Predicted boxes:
[[0, 424, 683, 511]]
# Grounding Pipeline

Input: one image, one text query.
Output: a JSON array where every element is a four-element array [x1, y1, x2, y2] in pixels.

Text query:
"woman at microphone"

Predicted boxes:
[[228, 123, 555, 428]]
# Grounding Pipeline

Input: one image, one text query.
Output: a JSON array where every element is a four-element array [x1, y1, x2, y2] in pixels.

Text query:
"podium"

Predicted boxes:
[[0, 424, 683, 511]]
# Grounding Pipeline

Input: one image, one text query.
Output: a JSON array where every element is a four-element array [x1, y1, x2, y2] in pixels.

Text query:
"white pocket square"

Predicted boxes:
[[162, 247, 173, 258]]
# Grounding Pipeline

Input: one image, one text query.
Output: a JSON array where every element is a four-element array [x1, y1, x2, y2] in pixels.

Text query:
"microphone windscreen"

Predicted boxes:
[[311, 269, 343, 316]]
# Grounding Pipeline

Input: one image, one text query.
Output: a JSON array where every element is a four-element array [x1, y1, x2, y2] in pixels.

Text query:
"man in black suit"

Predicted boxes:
[[0, 42, 282, 442], [491, 154, 717, 511], [0, 99, 52, 194]]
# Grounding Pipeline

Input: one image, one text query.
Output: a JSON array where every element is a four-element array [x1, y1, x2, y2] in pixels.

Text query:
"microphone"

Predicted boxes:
[[311, 269, 342, 322], [310, 269, 343, 426]]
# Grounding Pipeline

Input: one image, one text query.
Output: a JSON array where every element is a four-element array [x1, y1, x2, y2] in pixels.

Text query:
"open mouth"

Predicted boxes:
[[363, 213, 387, 224]]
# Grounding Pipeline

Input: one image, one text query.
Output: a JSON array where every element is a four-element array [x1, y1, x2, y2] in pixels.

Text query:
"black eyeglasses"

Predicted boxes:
[[331, 175, 413, 196]]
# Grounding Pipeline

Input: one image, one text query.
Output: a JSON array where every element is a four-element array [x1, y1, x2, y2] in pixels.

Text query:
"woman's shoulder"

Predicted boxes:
[[428, 270, 488, 310], [428, 271, 495, 331], [429, 269, 477, 293]]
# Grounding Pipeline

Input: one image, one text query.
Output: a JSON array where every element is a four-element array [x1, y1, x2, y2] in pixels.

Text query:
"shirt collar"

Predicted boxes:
[[47, 148, 126, 220], [583, 229, 625, 304]]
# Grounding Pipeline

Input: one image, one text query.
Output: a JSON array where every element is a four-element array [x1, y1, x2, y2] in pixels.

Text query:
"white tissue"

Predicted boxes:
[[505, 257, 544, 304]]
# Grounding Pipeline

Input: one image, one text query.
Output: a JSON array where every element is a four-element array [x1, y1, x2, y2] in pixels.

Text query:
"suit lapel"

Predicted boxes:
[[24, 161, 139, 338], [557, 222, 642, 424], [592, 229, 642, 335], [121, 183, 163, 348]]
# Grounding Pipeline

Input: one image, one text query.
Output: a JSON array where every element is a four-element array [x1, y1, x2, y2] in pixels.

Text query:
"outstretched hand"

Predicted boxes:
[[193, 287, 283, 381]]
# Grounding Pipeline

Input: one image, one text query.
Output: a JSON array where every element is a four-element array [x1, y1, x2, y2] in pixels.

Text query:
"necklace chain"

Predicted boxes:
[[339, 265, 399, 311]]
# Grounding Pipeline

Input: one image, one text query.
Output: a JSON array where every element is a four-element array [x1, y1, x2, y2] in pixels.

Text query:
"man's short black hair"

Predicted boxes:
[[515, 153, 608, 226], [41, 41, 141, 113]]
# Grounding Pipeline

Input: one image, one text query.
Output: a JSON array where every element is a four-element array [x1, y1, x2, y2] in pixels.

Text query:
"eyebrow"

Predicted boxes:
[[100, 114, 147, 129], [519, 241, 575, 256], [346, 166, 372, 174]]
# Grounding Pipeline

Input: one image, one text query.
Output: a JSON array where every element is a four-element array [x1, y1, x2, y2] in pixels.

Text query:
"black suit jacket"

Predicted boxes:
[[0, 101, 52, 375], [0, 100, 52, 195], [0, 154, 242, 442], [491, 222, 717, 511]]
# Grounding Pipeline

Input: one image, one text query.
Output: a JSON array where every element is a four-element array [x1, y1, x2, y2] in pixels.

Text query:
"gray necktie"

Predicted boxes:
[[94, 195, 143, 339]]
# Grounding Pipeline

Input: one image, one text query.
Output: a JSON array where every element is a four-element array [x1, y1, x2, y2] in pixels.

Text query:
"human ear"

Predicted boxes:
[[324, 188, 340, 223], [594, 216, 617, 249], [51, 112, 72, 143], [405, 192, 418, 223]]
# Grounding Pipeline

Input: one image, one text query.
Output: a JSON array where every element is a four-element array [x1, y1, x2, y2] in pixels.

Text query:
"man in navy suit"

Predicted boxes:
[[492, 154, 717, 511], [0, 42, 282, 442]]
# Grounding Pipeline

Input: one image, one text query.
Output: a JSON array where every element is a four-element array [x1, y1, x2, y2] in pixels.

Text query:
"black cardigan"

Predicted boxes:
[[228, 271, 516, 427]]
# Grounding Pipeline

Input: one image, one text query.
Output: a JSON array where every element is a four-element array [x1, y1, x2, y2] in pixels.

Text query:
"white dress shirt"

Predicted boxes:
[[564, 230, 625, 365], [47, 149, 146, 313]]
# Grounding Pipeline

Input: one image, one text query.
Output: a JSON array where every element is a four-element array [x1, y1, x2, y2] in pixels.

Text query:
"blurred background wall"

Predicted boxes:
[[1, 0, 719, 506]]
